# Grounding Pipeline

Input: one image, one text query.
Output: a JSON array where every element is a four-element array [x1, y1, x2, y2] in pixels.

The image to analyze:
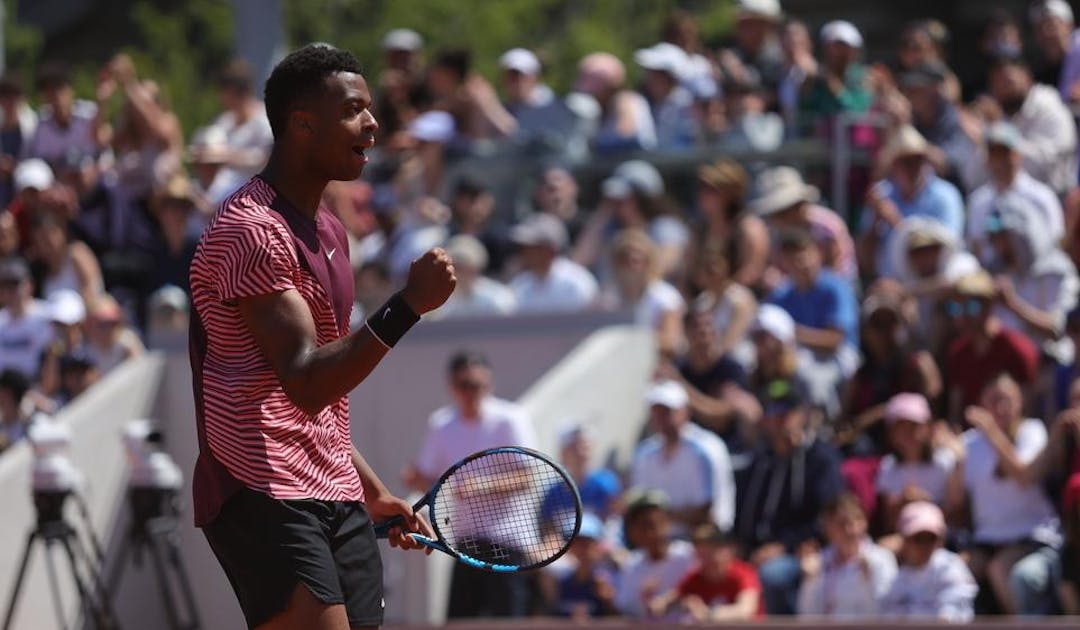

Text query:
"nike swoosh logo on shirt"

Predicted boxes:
[[326, 248, 336, 261]]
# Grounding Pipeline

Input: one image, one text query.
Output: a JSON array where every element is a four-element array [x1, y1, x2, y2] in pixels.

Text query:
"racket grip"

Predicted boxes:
[[372, 515, 407, 539]]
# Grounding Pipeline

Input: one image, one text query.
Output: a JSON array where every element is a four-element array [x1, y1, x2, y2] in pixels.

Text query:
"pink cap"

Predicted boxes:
[[898, 501, 946, 538], [885, 392, 931, 425]]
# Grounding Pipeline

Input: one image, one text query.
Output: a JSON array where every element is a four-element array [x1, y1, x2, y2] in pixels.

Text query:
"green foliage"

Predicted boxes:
[[4, 0, 42, 77]]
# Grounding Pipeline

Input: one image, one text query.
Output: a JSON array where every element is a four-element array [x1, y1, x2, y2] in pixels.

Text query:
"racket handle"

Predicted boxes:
[[372, 515, 407, 539]]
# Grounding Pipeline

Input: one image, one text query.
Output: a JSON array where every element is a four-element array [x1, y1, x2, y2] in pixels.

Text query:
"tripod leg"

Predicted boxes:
[[145, 534, 181, 630], [161, 532, 203, 630], [68, 526, 119, 626], [59, 534, 116, 630], [43, 540, 72, 630], [2, 531, 38, 630], [105, 527, 132, 600]]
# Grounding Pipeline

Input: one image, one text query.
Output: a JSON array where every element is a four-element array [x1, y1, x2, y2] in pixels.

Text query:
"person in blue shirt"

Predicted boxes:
[[859, 124, 965, 279], [768, 228, 859, 421], [541, 421, 622, 525]]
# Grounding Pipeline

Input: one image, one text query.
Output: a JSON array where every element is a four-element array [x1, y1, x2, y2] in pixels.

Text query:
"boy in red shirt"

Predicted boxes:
[[648, 523, 763, 622]]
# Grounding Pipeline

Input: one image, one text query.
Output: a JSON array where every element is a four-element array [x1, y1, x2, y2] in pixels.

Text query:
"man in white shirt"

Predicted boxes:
[[0, 258, 53, 380], [966, 122, 1064, 257], [509, 213, 597, 313], [27, 64, 99, 169], [434, 235, 516, 319], [205, 60, 274, 184], [965, 54, 1077, 195], [630, 380, 736, 536], [405, 351, 536, 619]]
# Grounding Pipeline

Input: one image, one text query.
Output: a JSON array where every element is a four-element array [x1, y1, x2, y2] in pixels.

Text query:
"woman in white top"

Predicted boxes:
[[83, 294, 143, 375], [595, 228, 684, 355], [691, 238, 756, 363], [946, 372, 1062, 615], [30, 212, 102, 305]]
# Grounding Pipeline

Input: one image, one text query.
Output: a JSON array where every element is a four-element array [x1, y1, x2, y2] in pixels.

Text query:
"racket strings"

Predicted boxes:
[[432, 450, 578, 568]]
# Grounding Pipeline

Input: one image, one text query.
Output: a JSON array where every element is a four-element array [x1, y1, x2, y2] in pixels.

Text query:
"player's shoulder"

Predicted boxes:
[[484, 396, 529, 422], [427, 405, 458, 430], [200, 179, 291, 248]]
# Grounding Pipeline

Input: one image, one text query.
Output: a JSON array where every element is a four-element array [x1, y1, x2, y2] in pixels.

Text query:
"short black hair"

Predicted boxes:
[[447, 350, 491, 374], [988, 50, 1030, 74], [263, 44, 364, 139], [431, 49, 471, 82], [36, 62, 70, 92]]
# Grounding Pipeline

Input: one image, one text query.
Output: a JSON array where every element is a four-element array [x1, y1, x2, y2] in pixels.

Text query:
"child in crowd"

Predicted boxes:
[[648, 522, 763, 622], [614, 489, 695, 618], [875, 393, 957, 548], [880, 501, 977, 622], [543, 513, 619, 620], [797, 493, 897, 618]]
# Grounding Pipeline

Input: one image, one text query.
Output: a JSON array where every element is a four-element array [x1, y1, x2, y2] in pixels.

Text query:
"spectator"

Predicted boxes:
[[508, 213, 597, 313], [874, 393, 957, 540], [27, 62, 100, 169], [97, 54, 184, 202], [948, 373, 1062, 615], [796, 493, 897, 618], [542, 513, 618, 619], [374, 29, 425, 145], [446, 176, 509, 275], [799, 21, 872, 119], [690, 238, 757, 363], [546, 421, 621, 523], [0, 257, 53, 380], [981, 192, 1080, 367], [1060, 474, 1080, 614], [880, 501, 977, 622], [884, 217, 980, 347], [147, 174, 201, 294], [497, 48, 588, 158], [37, 289, 85, 398], [206, 59, 273, 187], [899, 63, 976, 187], [894, 21, 962, 103], [1030, 0, 1080, 97], [28, 212, 103, 305], [629, 380, 735, 535], [840, 294, 942, 448], [0, 209, 16, 258], [769, 228, 860, 420], [964, 11, 1023, 100], [533, 166, 585, 242], [9, 157, 54, 241], [0, 368, 31, 452], [694, 158, 770, 291], [435, 234, 515, 319], [734, 380, 844, 615], [83, 294, 143, 374], [146, 284, 188, 336], [670, 310, 756, 457], [974, 53, 1077, 196], [405, 350, 536, 619], [944, 271, 1039, 420], [613, 489, 696, 618], [381, 28, 424, 78], [0, 73, 36, 207], [595, 229, 684, 353], [573, 52, 657, 154], [718, 74, 784, 153], [364, 187, 448, 282], [187, 125, 248, 211], [633, 42, 698, 151], [746, 304, 810, 416], [575, 160, 688, 281], [53, 347, 99, 407], [749, 166, 856, 283], [966, 122, 1064, 259], [859, 125, 965, 279], [778, 19, 817, 131], [659, 10, 716, 98], [726, 0, 785, 99], [648, 523, 763, 622]]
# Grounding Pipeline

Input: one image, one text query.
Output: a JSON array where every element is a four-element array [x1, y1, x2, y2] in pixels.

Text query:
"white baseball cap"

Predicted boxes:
[[1031, 0, 1074, 25], [48, 289, 86, 326], [14, 158, 54, 193], [737, 0, 783, 20], [633, 42, 688, 79], [499, 48, 541, 76], [821, 20, 864, 48], [408, 110, 455, 144], [645, 380, 689, 410], [751, 304, 796, 345], [381, 28, 423, 52]]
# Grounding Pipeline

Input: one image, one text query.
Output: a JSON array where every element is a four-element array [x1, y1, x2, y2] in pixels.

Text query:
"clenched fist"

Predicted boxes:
[[400, 248, 457, 315]]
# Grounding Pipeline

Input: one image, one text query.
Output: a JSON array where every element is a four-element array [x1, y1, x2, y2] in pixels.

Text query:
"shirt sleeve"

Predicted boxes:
[[1015, 420, 1049, 465], [213, 221, 297, 301]]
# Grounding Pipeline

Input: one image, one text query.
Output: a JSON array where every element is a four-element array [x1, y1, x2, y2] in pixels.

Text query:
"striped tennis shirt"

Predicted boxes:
[[189, 176, 364, 526]]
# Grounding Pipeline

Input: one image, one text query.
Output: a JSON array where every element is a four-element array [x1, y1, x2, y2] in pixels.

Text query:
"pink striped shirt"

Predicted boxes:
[[189, 176, 363, 526]]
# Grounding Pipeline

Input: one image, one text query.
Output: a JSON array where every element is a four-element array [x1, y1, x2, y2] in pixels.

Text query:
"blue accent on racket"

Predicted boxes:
[[374, 446, 582, 573]]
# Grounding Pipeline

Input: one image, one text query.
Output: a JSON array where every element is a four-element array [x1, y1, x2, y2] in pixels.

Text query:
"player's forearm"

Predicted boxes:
[[281, 325, 392, 415]]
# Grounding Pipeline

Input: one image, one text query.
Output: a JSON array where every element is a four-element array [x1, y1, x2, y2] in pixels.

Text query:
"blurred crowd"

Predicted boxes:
[[4, 0, 1080, 622]]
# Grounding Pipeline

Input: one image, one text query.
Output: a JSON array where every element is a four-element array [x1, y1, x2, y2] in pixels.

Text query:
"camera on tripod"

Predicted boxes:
[[29, 418, 84, 525], [121, 419, 182, 524]]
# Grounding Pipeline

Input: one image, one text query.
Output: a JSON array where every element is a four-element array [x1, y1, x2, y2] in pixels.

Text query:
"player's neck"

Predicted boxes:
[[260, 149, 327, 220]]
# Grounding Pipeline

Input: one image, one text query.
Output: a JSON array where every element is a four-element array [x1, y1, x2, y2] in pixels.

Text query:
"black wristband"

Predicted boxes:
[[365, 292, 420, 348]]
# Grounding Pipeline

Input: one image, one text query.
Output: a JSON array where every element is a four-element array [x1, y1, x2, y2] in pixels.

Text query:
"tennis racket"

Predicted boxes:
[[374, 446, 582, 572]]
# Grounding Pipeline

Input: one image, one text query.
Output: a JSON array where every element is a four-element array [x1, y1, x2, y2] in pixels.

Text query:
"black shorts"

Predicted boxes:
[[203, 487, 384, 629]]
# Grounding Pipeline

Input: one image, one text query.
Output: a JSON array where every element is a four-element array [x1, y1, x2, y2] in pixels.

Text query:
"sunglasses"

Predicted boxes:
[[453, 379, 487, 392], [945, 299, 986, 318], [908, 532, 940, 546]]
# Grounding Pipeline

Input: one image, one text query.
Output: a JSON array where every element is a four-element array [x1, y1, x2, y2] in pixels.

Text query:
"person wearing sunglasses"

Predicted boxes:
[[944, 270, 1039, 425]]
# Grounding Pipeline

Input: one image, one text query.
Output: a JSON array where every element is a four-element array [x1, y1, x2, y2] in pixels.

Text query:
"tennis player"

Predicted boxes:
[[189, 45, 456, 630]]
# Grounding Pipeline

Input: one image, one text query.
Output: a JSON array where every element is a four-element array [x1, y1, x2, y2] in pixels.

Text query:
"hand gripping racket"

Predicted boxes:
[[374, 446, 582, 572]]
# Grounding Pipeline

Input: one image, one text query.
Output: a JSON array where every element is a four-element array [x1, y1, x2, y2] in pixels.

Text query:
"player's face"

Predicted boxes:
[[307, 71, 378, 182]]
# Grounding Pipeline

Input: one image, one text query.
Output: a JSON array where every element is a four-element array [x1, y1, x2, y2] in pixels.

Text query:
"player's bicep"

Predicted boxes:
[[236, 289, 318, 383]]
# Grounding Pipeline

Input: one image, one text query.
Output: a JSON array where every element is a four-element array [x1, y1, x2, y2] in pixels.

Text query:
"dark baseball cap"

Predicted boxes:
[[762, 379, 804, 417], [0, 257, 30, 283], [898, 62, 948, 88]]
